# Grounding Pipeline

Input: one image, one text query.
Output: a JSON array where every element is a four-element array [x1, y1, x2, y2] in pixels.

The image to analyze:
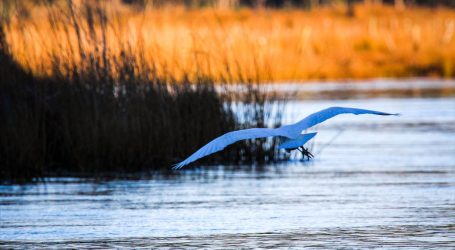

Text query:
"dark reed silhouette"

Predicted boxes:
[[0, 4, 286, 182]]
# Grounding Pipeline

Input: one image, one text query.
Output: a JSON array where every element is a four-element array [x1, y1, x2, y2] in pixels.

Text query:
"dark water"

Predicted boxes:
[[1, 97, 455, 248]]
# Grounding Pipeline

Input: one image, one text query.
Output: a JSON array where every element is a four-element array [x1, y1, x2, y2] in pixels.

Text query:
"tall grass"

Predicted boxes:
[[0, 2, 287, 183], [3, 2, 455, 81]]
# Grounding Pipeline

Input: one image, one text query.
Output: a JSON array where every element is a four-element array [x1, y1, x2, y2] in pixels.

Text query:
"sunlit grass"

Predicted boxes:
[[3, 2, 455, 82]]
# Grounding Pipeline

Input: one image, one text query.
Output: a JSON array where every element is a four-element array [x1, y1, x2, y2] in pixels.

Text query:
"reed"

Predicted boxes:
[[0, 2, 286, 182], [2, 2, 455, 82]]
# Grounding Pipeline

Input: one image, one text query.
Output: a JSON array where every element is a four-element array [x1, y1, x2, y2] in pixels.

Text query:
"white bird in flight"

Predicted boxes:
[[173, 107, 398, 169]]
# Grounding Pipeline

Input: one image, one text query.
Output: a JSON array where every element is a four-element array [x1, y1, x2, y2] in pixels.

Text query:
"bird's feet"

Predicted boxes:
[[298, 147, 313, 161]]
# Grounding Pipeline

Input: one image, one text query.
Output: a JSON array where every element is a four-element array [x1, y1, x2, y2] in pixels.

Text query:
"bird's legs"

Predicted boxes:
[[297, 146, 314, 161], [285, 146, 314, 161]]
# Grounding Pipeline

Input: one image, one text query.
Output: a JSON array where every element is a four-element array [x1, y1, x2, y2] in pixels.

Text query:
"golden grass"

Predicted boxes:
[[4, 3, 455, 82]]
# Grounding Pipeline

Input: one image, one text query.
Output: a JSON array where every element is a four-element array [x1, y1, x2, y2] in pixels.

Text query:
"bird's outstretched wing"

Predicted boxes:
[[287, 106, 399, 133], [173, 128, 283, 169], [278, 132, 317, 150]]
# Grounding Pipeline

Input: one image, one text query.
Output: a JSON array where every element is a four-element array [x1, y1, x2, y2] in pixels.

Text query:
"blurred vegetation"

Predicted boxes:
[[2, 1, 455, 81], [160, 0, 455, 8], [2, 0, 452, 9]]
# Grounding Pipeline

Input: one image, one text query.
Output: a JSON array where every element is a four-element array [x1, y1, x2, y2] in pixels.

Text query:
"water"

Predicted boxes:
[[1, 95, 455, 248], [222, 79, 455, 99]]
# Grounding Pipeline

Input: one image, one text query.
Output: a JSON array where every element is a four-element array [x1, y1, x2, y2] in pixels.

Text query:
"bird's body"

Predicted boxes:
[[279, 133, 317, 160], [173, 107, 398, 169], [278, 132, 317, 150]]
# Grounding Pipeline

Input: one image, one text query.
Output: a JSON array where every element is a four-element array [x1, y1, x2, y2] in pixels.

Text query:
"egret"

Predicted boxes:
[[173, 107, 398, 169]]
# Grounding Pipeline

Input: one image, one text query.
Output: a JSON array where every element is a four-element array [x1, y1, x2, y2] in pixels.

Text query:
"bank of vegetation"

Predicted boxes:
[[0, 2, 285, 182], [2, 1, 455, 81]]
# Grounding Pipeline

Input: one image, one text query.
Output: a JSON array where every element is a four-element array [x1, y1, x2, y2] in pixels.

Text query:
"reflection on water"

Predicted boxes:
[[1, 97, 455, 248]]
